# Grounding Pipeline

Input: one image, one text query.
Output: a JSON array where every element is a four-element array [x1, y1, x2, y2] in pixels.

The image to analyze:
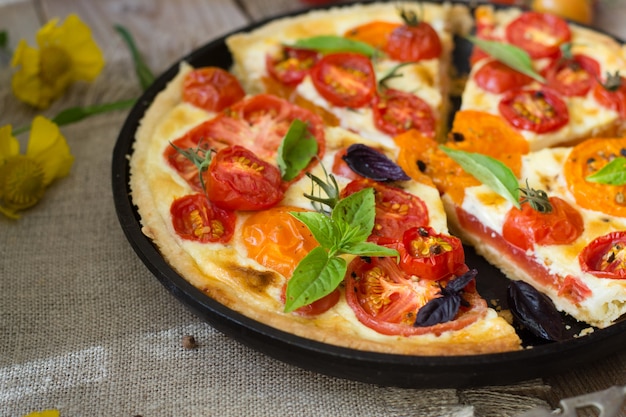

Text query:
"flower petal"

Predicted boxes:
[[37, 14, 105, 82], [0, 125, 20, 164], [10, 40, 55, 109], [26, 116, 74, 185]]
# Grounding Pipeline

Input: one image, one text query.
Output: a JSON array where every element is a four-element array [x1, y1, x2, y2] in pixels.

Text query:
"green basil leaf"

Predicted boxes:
[[284, 247, 347, 312], [51, 98, 136, 126], [293, 35, 378, 57], [342, 241, 398, 258], [332, 188, 375, 244], [290, 211, 338, 249], [277, 119, 318, 181], [586, 157, 626, 185], [466, 36, 546, 84], [114, 24, 155, 90], [440, 146, 520, 208]]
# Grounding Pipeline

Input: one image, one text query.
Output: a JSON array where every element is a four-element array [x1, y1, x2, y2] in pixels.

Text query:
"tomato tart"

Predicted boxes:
[[129, 1, 626, 357]]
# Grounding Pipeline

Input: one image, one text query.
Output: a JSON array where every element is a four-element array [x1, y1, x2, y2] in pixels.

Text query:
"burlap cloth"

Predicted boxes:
[[1, 52, 624, 417]]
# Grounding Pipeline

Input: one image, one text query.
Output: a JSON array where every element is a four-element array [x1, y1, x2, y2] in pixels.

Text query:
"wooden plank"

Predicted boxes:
[[39, 0, 250, 72], [237, 0, 350, 21]]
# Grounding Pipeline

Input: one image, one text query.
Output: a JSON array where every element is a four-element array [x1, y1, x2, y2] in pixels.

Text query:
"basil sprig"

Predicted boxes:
[[277, 119, 318, 181], [440, 146, 521, 209], [466, 36, 545, 84], [586, 157, 626, 185], [293, 35, 379, 58], [285, 188, 398, 312]]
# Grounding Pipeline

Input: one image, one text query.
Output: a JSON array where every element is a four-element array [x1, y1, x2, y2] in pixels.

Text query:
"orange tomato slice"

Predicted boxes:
[[343, 21, 399, 50], [241, 206, 319, 278], [449, 110, 529, 177], [394, 129, 478, 204], [394, 112, 530, 204], [564, 137, 626, 218]]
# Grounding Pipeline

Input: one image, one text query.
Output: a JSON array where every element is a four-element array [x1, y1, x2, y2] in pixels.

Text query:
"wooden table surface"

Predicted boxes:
[[2, 0, 626, 415]]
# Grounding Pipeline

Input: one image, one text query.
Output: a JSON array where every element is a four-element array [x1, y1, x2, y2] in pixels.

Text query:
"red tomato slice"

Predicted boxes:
[[474, 60, 533, 94], [372, 89, 435, 137], [502, 197, 584, 251], [385, 21, 442, 62], [340, 179, 429, 244], [344, 257, 486, 336], [206, 145, 283, 211], [170, 193, 236, 243], [165, 95, 325, 190], [211, 94, 326, 163], [182, 67, 245, 112], [505, 11, 571, 59], [499, 89, 569, 133], [310, 52, 376, 108], [266, 46, 320, 86], [456, 207, 592, 305], [580, 231, 626, 279], [543, 54, 600, 97], [397, 226, 467, 281], [593, 75, 626, 119]]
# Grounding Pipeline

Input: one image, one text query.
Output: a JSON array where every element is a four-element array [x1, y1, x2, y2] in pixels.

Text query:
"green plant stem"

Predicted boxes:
[[11, 98, 136, 136]]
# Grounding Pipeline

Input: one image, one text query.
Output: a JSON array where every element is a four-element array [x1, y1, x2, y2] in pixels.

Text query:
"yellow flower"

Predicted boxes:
[[11, 14, 105, 109], [22, 410, 60, 417], [0, 117, 74, 219]]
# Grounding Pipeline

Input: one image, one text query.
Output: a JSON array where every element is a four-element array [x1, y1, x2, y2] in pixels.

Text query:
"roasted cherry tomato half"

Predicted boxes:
[[345, 257, 485, 336], [502, 196, 584, 251], [593, 74, 626, 119], [580, 231, 626, 279], [170, 193, 236, 243], [165, 129, 214, 192], [474, 60, 533, 94], [543, 54, 600, 97], [372, 89, 435, 137], [310, 52, 376, 108], [266, 46, 320, 86], [182, 67, 245, 112], [499, 89, 569, 133], [505, 11, 571, 59], [206, 145, 284, 211], [397, 226, 467, 281], [385, 20, 442, 62], [340, 179, 429, 244]]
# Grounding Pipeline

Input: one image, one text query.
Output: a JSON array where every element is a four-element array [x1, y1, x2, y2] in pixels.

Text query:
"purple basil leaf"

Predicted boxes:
[[444, 268, 478, 295], [414, 294, 461, 327], [343, 143, 410, 182], [507, 281, 565, 342]]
